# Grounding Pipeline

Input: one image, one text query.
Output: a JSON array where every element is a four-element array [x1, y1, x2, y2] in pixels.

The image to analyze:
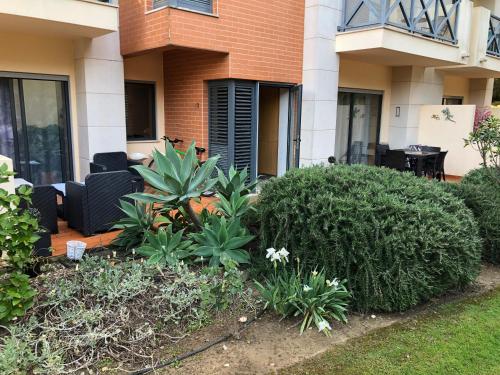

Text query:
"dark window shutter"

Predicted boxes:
[[208, 83, 230, 175], [233, 82, 257, 180], [153, 0, 212, 13], [208, 80, 257, 181]]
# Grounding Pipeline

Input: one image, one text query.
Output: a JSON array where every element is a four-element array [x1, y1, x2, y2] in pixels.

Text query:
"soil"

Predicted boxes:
[[156, 264, 500, 375]]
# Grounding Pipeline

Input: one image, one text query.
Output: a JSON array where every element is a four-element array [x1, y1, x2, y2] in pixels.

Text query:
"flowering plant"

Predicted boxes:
[[255, 248, 351, 336], [466, 109, 500, 172]]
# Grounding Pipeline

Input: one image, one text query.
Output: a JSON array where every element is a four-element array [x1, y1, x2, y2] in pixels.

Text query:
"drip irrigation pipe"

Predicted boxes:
[[131, 309, 265, 375]]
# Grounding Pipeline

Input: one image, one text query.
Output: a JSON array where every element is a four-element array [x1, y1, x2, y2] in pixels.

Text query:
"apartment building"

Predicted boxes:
[[121, 0, 305, 180], [0, 0, 125, 184], [303, 0, 500, 175], [2, 0, 499, 186]]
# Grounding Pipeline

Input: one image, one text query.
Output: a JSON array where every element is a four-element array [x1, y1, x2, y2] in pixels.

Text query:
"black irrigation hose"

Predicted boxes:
[[131, 309, 266, 375]]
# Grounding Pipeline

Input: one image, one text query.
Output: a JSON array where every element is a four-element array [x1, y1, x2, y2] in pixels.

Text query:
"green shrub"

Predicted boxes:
[[257, 165, 482, 312], [457, 168, 500, 264], [0, 164, 38, 323]]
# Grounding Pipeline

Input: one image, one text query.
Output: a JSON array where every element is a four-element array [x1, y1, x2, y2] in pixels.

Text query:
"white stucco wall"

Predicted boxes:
[[75, 31, 126, 179], [418, 105, 482, 176], [300, 0, 342, 166]]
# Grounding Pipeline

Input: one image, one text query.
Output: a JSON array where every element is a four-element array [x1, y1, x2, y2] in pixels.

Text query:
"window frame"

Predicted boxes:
[[125, 80, 157, 142], [441, 96, 464, 105]]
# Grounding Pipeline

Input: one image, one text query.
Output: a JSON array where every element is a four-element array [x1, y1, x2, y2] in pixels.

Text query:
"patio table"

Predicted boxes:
[[402, 150, 440, 177]]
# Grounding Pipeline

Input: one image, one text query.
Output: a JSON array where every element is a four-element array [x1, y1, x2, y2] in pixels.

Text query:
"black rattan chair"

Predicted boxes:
[[384, 150, 407, 172], [422, 146, 441, 178], [434, 151, 448, 181], [90, 152, 144, 191], [65, 171, 142, 236], [17, 185, 59, 234], [375, 144, 390, 166], [32, 185, 59, 234], [90, 152, 142, 173]]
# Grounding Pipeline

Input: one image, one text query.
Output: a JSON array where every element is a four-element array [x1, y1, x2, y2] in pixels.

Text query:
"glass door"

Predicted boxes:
[[0, 76, 72, 185], [335, 91, 382, 165]]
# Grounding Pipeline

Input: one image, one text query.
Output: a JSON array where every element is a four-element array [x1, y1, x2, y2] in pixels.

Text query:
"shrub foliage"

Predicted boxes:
[[257, 165, 482, 312], [457, 168, 500, 264]]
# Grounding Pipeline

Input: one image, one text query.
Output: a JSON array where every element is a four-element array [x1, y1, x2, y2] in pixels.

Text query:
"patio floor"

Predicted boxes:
[[50, 196, 217, 257]]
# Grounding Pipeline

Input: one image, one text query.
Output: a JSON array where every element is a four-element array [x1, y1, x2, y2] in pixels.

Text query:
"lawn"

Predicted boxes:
[[283, 288, 500, 375]]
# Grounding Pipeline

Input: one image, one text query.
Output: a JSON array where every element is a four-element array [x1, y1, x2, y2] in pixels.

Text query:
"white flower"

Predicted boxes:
[[266, 248, 276, 259], [312, 271, 318, 277], [303, 285, 313, 292], [271, 252, 281, 262], [317, 320, 332, 332], [326, 278, 339, 288], [278, 247, 289, 262]]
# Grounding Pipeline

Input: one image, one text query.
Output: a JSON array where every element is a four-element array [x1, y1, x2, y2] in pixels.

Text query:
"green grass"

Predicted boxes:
[[282, 288, 500, 375]]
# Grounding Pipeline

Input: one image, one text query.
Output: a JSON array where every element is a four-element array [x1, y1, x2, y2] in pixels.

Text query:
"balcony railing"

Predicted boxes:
[[339, 0, 461, 44], [487, 14, 500, 57], [153, 0, 213, 14]]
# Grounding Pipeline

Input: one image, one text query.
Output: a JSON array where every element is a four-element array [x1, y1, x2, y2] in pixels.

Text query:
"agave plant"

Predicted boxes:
[[215, 191, 255, 219], [215, 166, 257, 200], [111, 200, 169, 251], [129, 142, 219, 229], [136, 225, 192, 267], [190, 216, 254, 268]]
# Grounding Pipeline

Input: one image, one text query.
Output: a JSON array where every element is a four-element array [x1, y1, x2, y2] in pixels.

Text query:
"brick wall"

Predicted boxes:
[[120, 0, 305, 155], [163, 49, 229, 155], [120, 0, 304, 83]]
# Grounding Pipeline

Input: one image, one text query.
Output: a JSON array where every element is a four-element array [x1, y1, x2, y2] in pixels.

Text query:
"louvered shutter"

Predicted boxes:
[[233, 81, 257, 180], [153, 0, 212, 13], [208, 80, 257, 181], [208, 82, 230, 175]]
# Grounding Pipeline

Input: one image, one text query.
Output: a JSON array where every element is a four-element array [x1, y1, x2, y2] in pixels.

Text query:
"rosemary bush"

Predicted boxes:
[[453, 168, 500, 264], [257, 165, 482, 312]]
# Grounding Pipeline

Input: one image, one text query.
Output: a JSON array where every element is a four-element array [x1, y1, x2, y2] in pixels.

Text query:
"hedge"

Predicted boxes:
[[456, 168, 500, 264], [257, 165, 482, 312]]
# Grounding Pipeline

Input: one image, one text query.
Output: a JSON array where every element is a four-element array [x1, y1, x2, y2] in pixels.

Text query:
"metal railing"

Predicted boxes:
[[487, 14, 500, 57], [339, 0, 461, 44], [153, 0, 213, 14]]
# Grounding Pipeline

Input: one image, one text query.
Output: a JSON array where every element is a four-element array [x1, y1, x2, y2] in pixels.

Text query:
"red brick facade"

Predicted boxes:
[[120, 0, 305, 152]]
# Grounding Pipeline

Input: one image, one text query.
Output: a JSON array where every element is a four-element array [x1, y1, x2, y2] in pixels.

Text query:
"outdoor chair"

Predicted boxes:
[[90, 152, 144, 191], [422, 146, 441, 178], [375, 144, 390, 166], [434, 151, 448, 181], [384, 150, 407, 172], [17, 185, 59, 234], [65, 171, 142, 236]]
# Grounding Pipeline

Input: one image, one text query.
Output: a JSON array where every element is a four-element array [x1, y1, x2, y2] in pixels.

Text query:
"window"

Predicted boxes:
[[125, 81, 156, 141], [442, 96, 463, 105], [153, 0, 213, 13]]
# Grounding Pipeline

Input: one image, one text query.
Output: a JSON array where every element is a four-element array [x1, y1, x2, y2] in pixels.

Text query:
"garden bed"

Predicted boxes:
[[158, 264, 500, 375]]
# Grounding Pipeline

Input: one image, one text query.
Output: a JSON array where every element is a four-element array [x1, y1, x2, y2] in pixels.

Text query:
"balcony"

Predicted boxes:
[[335, 0, 465, 67], [152, 0, 214, 14], [339, 0, 461, 44], [0, 0, 118, 38]]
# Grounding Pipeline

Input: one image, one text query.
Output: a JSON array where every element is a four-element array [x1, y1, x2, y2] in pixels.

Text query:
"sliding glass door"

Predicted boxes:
[[335, 91, 382, 165], [0, 76, 72, 185]]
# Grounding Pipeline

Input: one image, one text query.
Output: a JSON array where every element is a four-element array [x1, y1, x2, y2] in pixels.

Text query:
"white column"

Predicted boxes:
[[468, 78, 494, 107], [389, 67, 444, 148], [300, 0, 342, 166], [74, 31, 126, 180]]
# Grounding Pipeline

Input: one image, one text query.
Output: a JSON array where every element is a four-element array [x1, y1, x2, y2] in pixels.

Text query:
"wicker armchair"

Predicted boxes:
[[65, 171, 142, 236], [32, 185, 59, 234], [90, 152, 142, 173]]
